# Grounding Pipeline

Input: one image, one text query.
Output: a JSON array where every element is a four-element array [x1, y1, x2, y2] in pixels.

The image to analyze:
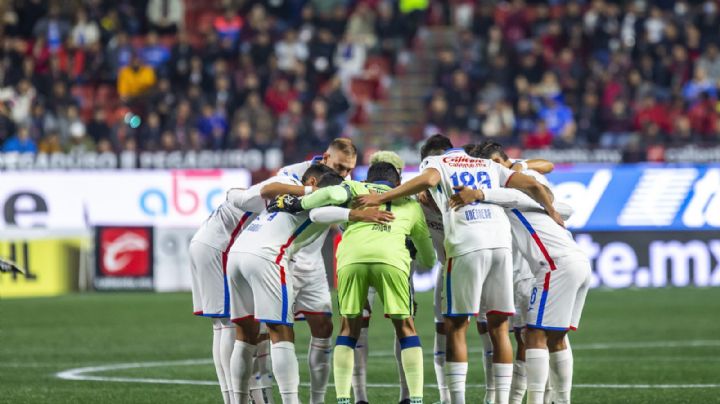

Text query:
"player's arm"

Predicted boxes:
[[227, 187, 266, 212], [260, 182, 310, 200], [505, 172, 563, 226], [409, 204, 437, 269], [480, 188, 574, 220], [356, 168, 441, 207], [301, 183, 354, 209], [309, 206, 394, 225], [511, 159, 554, 174]]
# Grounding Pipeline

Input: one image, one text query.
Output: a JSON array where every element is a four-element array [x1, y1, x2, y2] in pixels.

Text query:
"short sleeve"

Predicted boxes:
[[420, 156, 442, 174]]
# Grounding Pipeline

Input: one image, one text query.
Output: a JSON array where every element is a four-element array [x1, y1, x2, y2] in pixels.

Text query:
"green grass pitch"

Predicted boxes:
[[2, 288, 720, 403]]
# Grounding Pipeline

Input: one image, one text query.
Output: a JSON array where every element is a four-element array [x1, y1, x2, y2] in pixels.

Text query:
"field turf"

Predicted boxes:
[[2, 288, 720, 403]]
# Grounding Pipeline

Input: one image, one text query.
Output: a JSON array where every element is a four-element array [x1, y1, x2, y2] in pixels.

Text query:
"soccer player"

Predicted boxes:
[[269, 162, 436, 404], [461, 142, 589, 404], [189, 182, 285, 404], [275, 138, 357, 404], [226, 164, 391, 404], [356, 135, 562, 404]]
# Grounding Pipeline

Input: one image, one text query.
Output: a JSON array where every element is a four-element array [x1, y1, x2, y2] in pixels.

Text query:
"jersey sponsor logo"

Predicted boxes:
[[441, 155, 489, 168]]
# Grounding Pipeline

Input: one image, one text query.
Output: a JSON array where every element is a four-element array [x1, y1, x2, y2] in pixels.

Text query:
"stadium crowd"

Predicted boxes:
[[1, 0, 720, 163]]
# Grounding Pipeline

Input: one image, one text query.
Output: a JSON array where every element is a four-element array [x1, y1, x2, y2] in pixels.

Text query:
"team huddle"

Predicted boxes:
[[188, 135, 591, 404]]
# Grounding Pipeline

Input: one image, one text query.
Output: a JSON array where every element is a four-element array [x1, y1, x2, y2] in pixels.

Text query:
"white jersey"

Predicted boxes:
[[421, 149, 516, 258], [278, 156, 349, 273], [420, 201, 446, 263], [190, 176, 282, 251], [229, 176, 329, 267], [507, 170, 584, 274]]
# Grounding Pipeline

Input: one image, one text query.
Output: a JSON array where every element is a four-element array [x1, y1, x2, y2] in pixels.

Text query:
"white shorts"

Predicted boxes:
[[433, 263, 444, 324], [292, 267, 332, 320], [444, 248, 514, 317], [227, 252, 295, 326], [189, 242, 228, 318], [526, 254, 591, 331]]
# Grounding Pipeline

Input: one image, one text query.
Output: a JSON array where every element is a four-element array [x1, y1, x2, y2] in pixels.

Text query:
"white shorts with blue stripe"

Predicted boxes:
[[189, 241, 229, 318], [526, 254, 592, 331]]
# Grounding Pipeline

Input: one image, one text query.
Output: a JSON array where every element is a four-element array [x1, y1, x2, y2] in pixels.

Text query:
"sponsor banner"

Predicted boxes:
[[353, 164, 720, 231], [0, 149, 283, 171], [0, 237, 82, 298], [576, 231, 720, 288], [0, 169, 251, 229], [94, 226, 154, 290]]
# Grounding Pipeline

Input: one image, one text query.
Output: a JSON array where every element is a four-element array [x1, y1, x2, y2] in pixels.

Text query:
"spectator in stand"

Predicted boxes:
[[513, 96, 537, 139], [482, 100, 515, 142], [601, 99, 635, 148], [688, 92, 719, 138], [1, 78, 36, 124], [147, 0, 184, 35], [446, 69, 475, 127], [234, 91, 274, 136], [213, 8, 243, 47], [633, 95, 671, 133], [576, 92, 602, 145], [160, 129, 178, 151], [87, 109, 111, 144], [32, 5, 70, 53], [299, 97, 339, 150], [196, 104, 228, 150], [117, 54, 157, 102], [139, 111, 163, 150], [39, 129, 63, 153], [70, 8, 99, 49], [169, 30, 194, 88], [65, 121, 94, 153], [275, 30, 309, 73], [524, 120, 552, 149], [537, 96, 574, 139], [167, 99, 194, 145], [141, 31, 170, 72], [3, 126, 37, 153], [106, 32, 134, 78], [227, 119, 255, 150], [697, 43, 720, 85], [683, 66, 718, 102], [334, 33, 367, 90], [264, 77, 298, 116]]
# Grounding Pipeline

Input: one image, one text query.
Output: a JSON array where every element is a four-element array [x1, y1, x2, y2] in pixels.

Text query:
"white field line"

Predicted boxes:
[[54, 339, 720, 389]]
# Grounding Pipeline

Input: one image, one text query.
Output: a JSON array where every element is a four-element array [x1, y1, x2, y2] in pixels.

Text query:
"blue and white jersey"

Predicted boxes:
[[421, 148, 515, 258]]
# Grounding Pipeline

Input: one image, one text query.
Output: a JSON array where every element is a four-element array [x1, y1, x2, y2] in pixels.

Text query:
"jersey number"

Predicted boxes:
[[450, 171, 492, 205]]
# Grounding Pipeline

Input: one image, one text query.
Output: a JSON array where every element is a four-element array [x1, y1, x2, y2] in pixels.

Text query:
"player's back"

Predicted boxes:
[[191, 197, 254, 251], [337, 181, 433, 272], [421, 148, 514, 258]]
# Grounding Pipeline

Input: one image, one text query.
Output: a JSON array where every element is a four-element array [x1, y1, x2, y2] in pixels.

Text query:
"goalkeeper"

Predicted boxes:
[[270, 162, 436, 404]]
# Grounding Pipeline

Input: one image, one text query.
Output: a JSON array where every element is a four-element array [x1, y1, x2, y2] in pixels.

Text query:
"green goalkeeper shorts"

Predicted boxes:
[[337, 263, 411, 319]]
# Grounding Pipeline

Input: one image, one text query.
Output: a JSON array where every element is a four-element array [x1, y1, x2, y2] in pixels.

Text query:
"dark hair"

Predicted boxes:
[[328, 138, 357, 156], [302, 163, 336, 184], [366, 162, 401, 187], [478, 141, 509, 161], [317, 172, 344, 187], [420, 134, 453, 159]]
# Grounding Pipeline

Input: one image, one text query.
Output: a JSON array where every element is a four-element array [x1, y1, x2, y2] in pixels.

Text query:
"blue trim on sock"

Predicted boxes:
[[527, 324, 569, 331], [335, 336, 358, 348], [399, 335, 422, 349]]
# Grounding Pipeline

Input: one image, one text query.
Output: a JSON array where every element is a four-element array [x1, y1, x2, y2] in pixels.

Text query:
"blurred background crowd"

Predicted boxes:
[[1, 0, 720, 164]]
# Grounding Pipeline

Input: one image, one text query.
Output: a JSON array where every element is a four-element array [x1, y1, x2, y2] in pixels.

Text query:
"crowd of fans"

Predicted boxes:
[[427, 1, 720, 161], [0, 0, 423, 160], [1, 1, 720, 164]]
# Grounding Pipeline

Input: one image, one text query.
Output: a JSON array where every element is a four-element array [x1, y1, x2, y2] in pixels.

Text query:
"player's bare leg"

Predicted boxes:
[[477, 321, 495, 404], [334, 315, 365, 404], [391, 316, 424, 404], [486, 313, 514, 404], [305, 314, 334, 404], [433, 322, 450, 404], [510, 327, 528, 404], [250, 332, 275, 404], [266, 324, 300, 404], [231, 319, 260, 404], [444, 315, 470, 404]]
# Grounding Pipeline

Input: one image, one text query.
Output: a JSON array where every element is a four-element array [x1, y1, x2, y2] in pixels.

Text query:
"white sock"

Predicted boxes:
[[444, 361, 468, 404], [433, 332, 450, 403], [395, 336, 410, 401], [212, 320, 232, 404], [230, 340, 257, 404], [509, 360, 527, 404], [308, 337, 332, 404], [526, 349, 550, 404], [250, 338, 275, 404], [352, 327, 369, 402], [493, 363, 513, 404], [480, 332, 495, 403], [220, 320, 236, 404], [549, 349, 573, 404], [271, 341, 300, 404]]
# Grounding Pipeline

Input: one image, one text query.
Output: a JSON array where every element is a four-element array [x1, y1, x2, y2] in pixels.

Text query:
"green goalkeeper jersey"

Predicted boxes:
[[300, 180, 436, 273]]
